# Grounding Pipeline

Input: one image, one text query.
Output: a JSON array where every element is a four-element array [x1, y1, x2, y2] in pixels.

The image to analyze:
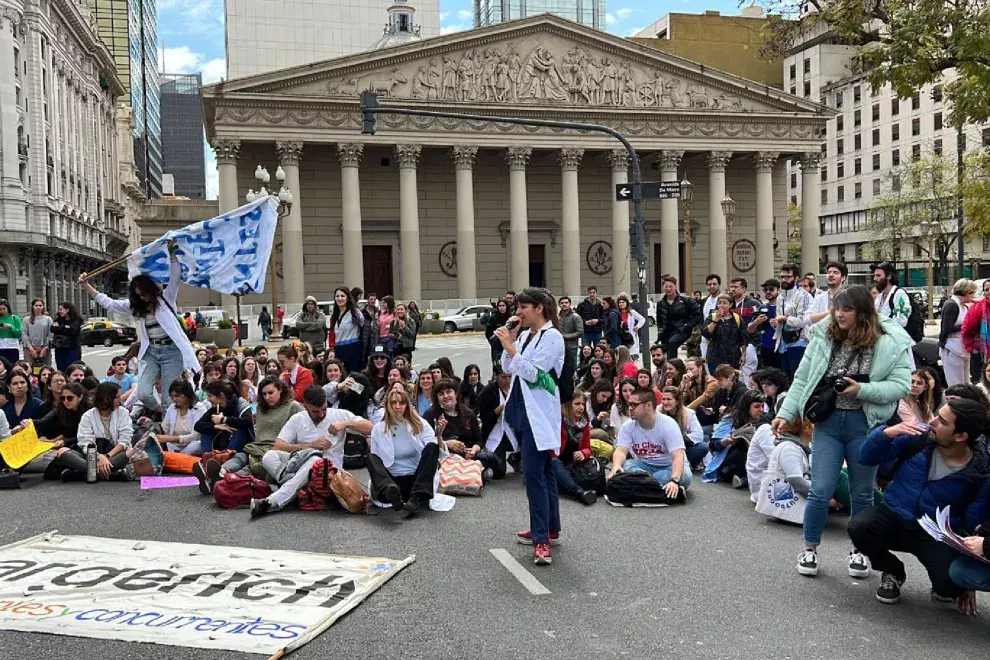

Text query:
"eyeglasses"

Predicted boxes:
[[629, 400, 652, 409]]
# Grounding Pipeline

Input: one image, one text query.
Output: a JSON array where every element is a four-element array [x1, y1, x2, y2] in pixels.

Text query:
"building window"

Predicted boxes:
[[854, 134, 862, 150], [873, 178, 881, 195], [872, 129, 880, 146], [934, 139, 943, 155], [912, 92, 920, 110], [821, 188, 828, 204], [821, 167, 828, 182], [854, 158, 862, 175], [803, 81, 811, 97], [932, 85, 942, 103], [790, 172, 797, 188], [934, 112, 943, 130], [912, 117, 921, 136], [837, 185, 845, 202], [892, 124, 900, 141], [837, 138, 844, 155], [892, 149, 900, 166], [791, 194, 798, 205], [855, 182, 862, 199], [891, 99, 899, 116], [854, 86, 862, 103], [790, 86, 796, 96], [854, 109, 862, 127], [837, 161, 845, 178], [789, 63, 796, 80], [892, 174, 901, 191], [836, 116, 845, 133], [803, 59, 811, 74], [912, 143, 921, 160], [872, 104, 880, 121], [873, 154, 881, 170], [835, 91, 844, 108]]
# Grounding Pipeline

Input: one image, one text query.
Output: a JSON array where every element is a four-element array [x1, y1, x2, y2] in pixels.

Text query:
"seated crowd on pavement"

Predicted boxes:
[[3, 257, 990, 594]]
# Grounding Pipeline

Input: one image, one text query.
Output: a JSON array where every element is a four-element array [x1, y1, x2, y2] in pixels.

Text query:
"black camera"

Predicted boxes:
[[833, 369, 850, 393], [758, 306, 770, 316]]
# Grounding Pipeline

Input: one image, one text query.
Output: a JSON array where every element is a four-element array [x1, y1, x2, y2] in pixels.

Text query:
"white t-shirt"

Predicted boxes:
[[617, 414, 685, 468], [278, 408, 360, 470]]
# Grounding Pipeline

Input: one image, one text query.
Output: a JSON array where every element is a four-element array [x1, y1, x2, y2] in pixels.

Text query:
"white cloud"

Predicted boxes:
[[201, 58, 226, 83], [616, 7, 633, 18], [439, 11, 450, 20], [456, 9, 473, 20], [624, 25, 646, 37], [605, 12, 616, 24], [204, 146, 218, 200], [440, 23, 471, 34], [158, 45, 226, 82]]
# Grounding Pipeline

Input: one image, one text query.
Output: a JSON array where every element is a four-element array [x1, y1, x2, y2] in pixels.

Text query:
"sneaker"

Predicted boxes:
[[579, 489, 597, 505], [876, 573, 905, 604], [516, 530, 561, 546], [507, 452, 522, 473], [482, 467, 494, 482], [60, 468, 75, 483], [192, 461, 211, 495], [847, 551, 870, 579], [249, 497, 272, 519], [384, 484, 405, 512], [533, 543, 552, 566], [731, 475, 748, 489], [931, 589, 955, 604], [402, 498, 420, 518], [205, 459, 223, 486], [797, 549, 819, 576]]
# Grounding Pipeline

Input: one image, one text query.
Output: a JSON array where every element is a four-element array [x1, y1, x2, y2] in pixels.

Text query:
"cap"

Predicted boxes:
[[870, 261, 896, 274], [372, 345, 387, 356]]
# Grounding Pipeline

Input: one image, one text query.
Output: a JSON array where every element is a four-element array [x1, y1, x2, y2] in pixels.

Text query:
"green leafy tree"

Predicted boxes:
[[786, 201, 802, 264], [756, 0, 990, 127]]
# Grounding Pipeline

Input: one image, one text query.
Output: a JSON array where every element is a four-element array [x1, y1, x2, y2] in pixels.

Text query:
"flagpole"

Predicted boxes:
[[79, 254, 130, 282]]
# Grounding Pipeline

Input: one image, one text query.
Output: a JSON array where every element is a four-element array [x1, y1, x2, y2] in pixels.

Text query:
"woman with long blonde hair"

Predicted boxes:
[[772, 285, 912, 579], [368, 388, 442, 517]]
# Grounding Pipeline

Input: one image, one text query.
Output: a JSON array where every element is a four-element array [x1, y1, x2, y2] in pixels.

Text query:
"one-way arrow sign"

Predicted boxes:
[[615, 181, 681, 202]]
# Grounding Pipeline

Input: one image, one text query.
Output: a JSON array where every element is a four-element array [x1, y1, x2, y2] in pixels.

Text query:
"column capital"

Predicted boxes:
[[557, 148, 584, 171], [337, 143, 364, 167], [657, 150, 684, 174], [505, 147, 531, 171], [450, 146, 478, 170], [753, 151, 779, 173], [800, 152, 822, 172], [0, 6, 23, 28], [607, 149, 631, 172], [394, 144, 422, 168], [276, 141, 304, 166], [707, 151, 733, 173], [211, 139, 241, 164]]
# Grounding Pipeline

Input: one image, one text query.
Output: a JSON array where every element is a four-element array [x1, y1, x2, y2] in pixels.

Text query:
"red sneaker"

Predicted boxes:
[[533, 543, 552, 565], [516, 530, 560, 546]]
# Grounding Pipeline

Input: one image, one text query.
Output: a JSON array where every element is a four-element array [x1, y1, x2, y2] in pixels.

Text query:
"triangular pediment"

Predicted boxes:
[[204, 14, 824, 116]]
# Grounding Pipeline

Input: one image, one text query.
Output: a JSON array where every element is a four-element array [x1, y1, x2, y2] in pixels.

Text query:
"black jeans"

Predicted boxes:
[[663, 332, 689, 358], [475, 449, 507, 480], [848, 503, 964, 598], [52, 448, 127, 479], [367, 442, 439, 504], [717, 441, 748, 482], [758, 346, 780, 369]]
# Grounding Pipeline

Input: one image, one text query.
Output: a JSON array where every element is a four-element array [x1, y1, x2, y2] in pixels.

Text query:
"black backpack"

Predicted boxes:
[[530, 330, 575, 404], [885, 287, 925, 342], [605, 472, 674, 506]]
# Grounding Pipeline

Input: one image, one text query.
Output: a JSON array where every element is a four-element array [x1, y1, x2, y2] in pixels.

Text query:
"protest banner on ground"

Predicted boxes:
[[0, 421, 52, 470], [0, 532, 414, 657]]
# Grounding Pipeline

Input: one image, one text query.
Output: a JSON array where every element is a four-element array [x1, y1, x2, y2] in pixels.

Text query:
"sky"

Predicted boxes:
[[155, 0, 743, 199]]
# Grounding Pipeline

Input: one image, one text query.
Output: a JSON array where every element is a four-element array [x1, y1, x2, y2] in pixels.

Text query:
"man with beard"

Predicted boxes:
[[657, 276, 703, 358], [576, 286, 605, 347], [558, 296, 582, 369], [809, 261, 848, 324], [730, 278, 761, 382], [650, 343, 668, 389], [700, 274, 721, 359], [750, 278, 781, 369], [873, 261, 916, 368], [771, 263, 813, 378]]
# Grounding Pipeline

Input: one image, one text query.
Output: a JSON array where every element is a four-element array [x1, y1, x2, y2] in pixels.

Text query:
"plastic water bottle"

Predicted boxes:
[[86, 447, 97, 483]]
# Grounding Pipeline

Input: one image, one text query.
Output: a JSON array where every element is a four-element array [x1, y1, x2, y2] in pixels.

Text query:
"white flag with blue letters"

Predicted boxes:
[[127, 196, 278, 295]]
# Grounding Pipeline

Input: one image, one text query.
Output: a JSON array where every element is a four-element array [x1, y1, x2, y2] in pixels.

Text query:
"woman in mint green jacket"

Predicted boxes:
[[772, 285, 912, 580], [0, 299, 23, 365]]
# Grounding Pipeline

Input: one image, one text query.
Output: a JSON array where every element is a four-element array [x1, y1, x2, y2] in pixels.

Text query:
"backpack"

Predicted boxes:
[[531, 330, 575, 404], [297, 458, 337, 511], [213, 473, 272, 509], [605, 471, 676, 507], [568, 457, 607, 495], [343, 434, 369, 470], [885, 286, 925, 342]]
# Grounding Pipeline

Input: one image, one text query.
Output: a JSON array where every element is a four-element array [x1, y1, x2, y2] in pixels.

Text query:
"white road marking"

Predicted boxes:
[[489, 548, 551, 595]]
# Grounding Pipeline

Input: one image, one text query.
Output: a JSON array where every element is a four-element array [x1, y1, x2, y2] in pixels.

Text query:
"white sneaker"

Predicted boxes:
[[847, 551, 871, 579], [797, 549, 819, 576]]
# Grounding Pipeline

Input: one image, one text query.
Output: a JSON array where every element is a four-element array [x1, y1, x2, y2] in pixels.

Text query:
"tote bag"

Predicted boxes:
[[754, 444, 808, 524]]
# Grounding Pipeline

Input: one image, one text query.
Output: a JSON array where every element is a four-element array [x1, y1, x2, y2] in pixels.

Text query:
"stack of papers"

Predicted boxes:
[[918, 506, 990, 565]]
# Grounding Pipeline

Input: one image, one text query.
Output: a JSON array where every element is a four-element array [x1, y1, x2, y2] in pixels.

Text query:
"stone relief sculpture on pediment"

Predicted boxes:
[[317, 37, 757, 112]]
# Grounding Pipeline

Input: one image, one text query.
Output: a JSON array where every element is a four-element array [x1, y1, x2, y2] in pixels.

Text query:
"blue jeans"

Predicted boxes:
[[582, 330, 602, 347], [950, 556, 990, 591], [138, 342, 184, 413], [624, 459, 693, 489], [55, 347, 82, 372], [685, 443, 709, 468], [550, 458, 583, 498], [513, 414, 560, 544], [804, 409, 874, 546], [780, 345, 806, 378]]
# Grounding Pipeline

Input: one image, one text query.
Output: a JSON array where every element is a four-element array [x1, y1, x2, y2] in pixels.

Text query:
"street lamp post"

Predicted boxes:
[[679, 179, 695, 289], [721, 196, 737, 282], [921, 220, 936, 323], [246, 165, 293, 342]]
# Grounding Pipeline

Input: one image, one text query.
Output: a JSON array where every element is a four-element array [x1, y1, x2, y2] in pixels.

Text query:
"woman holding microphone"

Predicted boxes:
[[494, 288, 565, 566]]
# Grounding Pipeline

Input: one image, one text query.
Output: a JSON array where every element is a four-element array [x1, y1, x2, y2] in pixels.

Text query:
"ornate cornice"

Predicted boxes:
[[608, 149, 630, 172], [707, 151, 733, 173], [558, 148, 583, 171], [276, 141, 304, 166], [754, 151, 779, 173], [450, 146, 478, 169], [50, 0, 124, 98], [0, 6, 23, 28], [505, 147, 531, 171], [800, 152, 822, 171], [211, 139, 241, 164], [658, 150, 684, 173], [394, 144, 422, 168], [337, 143, 364, 167]]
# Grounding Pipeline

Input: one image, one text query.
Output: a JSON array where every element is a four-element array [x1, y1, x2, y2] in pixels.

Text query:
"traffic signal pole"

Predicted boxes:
[[361, 92, 651, 353]]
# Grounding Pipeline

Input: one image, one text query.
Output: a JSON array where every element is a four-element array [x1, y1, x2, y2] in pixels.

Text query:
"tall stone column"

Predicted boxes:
[[395, 144, 422, 301], [558, 148, 583, 299], [800, 153, 822, 277], [659, 150, 684, 286], [0, 7, 24, 202], [211, 139, 241, 310], [276, 141, 305, 305], [338, 143, 365, 290], [609, 150, 631, 295], [505, 147, 531, 292], [707, 151, 733, 282], [451, 147, 478, 299], [754, 152, 779, 287]]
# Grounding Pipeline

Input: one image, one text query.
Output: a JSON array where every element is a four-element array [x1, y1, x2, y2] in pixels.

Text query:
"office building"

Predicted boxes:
[[474, 0, 604, 29], [160, 73, 206, 199], [224, 0, 440, 79], [88, 0, 162, 197]]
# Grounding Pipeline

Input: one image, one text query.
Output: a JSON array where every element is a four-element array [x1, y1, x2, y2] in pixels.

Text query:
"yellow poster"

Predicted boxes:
[[0, 421, 54, 470]]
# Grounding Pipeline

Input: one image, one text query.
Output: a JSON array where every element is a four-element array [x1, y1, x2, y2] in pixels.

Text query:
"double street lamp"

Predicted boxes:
[[246, 165, 293, 341], [721, 195, 737, 281], [679, 179, 695, 288]]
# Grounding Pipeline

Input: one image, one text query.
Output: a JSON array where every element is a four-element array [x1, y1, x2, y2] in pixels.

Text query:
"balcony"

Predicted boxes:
[[105, 227, 130, 258], [17, 141, 28, 163]]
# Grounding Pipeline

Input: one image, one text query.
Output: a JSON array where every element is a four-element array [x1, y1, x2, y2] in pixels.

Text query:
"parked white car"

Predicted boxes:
[[440, 305, 492, 332]]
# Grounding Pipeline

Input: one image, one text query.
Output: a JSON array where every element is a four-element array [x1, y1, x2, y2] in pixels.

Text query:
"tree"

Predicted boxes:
[[756, 0, 990, 127], [786, 201, 802, 264]]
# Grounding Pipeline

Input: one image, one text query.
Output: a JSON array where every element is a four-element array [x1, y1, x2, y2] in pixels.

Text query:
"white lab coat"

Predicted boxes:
[[625, 309, 647, 358], [368, 417, 454, 512], [502, 322, 565, 453], [93, 260, 200, 373]]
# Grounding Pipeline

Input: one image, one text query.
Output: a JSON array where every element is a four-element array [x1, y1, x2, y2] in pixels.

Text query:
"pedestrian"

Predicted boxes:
[[50, 302, 82, 372], [772, 284, 912, 579], [494, 287, 565, 566], [656, 276, 703, 358], [773, 263, 814, 378], [21, 299, 53, 371], [558, 296, 582, 370], [486, 298, 512, 372], [296, 296, 328, 353], [701, 293, 747, 373], [330, 287, 365, 373], [258, 306, 272, 341], [276, 305, 285, 335], [377, 296, 396, 355], [939, 278, 977, 386], [0, 300, 22, 366], [389, 303, 417, 359], [575, 286, 605, 347], [616, 294, 646, 362], [406, 300, 423, 330], [601, 296, 622, 349], [79, 239, 200, 416]]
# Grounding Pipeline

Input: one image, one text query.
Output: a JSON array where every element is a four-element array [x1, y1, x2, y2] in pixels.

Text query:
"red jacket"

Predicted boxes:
[[557, 421, 592, 460], [281, 366, 314, 402], [961, 298, 988, 354]]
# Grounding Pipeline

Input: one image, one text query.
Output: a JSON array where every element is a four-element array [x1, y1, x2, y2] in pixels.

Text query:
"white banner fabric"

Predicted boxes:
[[0, 532, 414, 656]]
